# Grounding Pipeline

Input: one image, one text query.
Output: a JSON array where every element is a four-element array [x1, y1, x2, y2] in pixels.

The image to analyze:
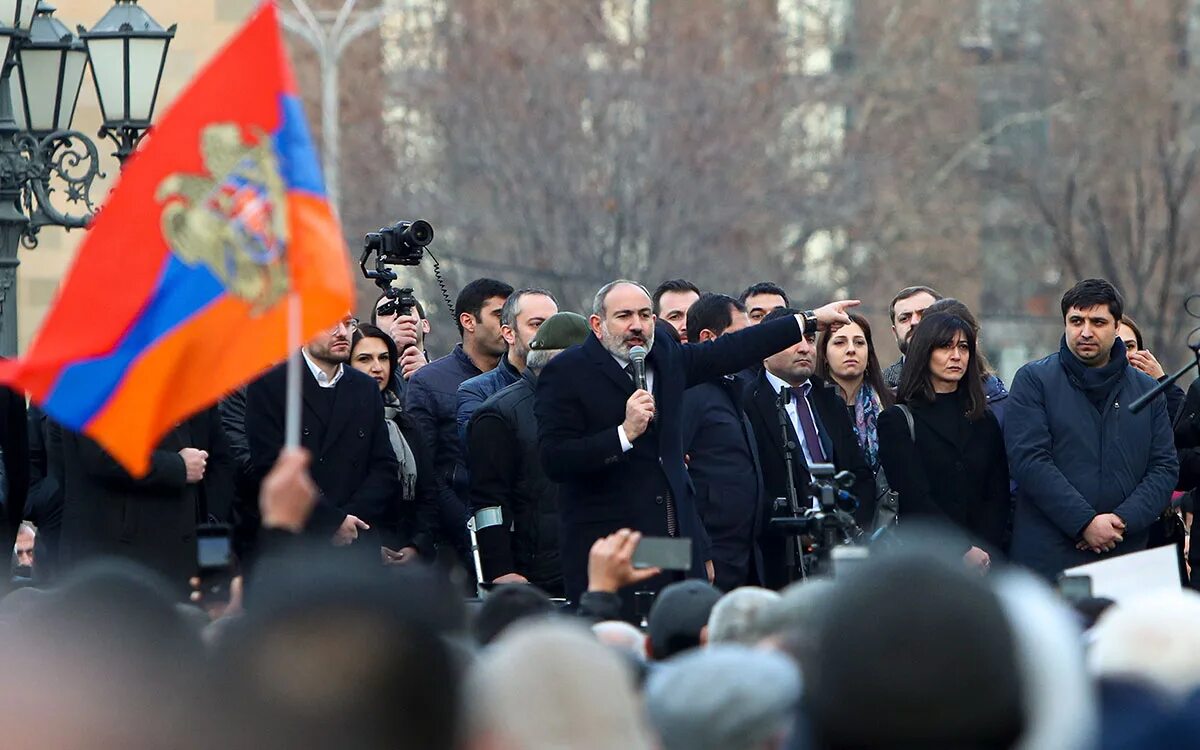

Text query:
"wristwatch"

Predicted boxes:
[[801, 310, 818, 336]]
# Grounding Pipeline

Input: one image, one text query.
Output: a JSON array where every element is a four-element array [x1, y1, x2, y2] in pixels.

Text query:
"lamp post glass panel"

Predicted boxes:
[[0, 0, 172, 356]]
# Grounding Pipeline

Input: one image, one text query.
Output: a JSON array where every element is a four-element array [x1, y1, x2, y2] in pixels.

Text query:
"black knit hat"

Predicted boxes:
[[647, 580, 722, 659]]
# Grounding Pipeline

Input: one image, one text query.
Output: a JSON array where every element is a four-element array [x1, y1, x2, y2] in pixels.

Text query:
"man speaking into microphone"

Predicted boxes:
[[535, 279, 857, 606]]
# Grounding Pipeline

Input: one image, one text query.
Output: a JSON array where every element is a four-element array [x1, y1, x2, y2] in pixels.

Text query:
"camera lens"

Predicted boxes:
[[403, 220, 434, 247]]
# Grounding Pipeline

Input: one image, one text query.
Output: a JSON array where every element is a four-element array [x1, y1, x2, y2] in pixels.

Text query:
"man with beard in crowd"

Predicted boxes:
[[467, 312, 590, 595], [535, 279, 857, 606], [244, 314, 399, 555], [883, 285, 943, 390], [456, 288, 558, 445], [653, 279, 701, 343]]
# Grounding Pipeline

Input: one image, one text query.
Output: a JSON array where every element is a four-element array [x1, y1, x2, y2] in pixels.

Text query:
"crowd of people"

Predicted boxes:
[[0, 272, 1199, 747]]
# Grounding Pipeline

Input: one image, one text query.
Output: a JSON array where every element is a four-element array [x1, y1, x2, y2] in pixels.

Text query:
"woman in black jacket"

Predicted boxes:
[[877, 313, 1010, 570], [350, 324, 439, 565]]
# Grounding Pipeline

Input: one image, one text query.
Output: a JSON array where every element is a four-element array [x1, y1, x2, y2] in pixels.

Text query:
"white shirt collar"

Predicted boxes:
[[764, 369, 809, 397], [302, 348, 344, 388]]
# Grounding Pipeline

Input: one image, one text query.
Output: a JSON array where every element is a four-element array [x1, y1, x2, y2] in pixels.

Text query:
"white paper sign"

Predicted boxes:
[[1062, 545, 1182, 602]]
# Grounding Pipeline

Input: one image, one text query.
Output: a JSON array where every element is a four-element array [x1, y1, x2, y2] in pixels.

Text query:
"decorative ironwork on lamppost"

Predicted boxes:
[[0, 0, 172, 356]]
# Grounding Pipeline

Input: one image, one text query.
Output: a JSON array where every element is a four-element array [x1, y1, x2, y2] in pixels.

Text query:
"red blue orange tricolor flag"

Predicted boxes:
[[0, 2, 353, 475]]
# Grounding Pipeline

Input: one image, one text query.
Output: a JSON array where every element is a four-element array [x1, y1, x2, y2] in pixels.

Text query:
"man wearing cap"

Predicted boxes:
[[646, 579, 723, 659], [466, 312, 591, 596], [645, 644, 801, 750]]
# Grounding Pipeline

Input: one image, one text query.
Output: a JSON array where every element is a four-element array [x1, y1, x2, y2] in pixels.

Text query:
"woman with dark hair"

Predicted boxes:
[[878, 313, 1010, 569], [350, 324, 437, 565], [923, 298, 1010, 428], [816, 313, 894, 475]]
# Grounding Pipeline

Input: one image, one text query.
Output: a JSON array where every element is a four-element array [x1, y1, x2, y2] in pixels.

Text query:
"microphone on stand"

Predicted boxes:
[[629, 345, 648, 392]]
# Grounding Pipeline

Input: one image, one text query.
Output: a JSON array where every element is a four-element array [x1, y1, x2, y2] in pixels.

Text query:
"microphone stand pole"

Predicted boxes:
[[775, 388, 807, 582], [1128, 344, 1200, 415]]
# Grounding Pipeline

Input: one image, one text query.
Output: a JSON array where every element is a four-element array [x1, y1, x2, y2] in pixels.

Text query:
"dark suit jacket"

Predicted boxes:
[[681, 374, 765, 591], [244, 360, 400, 546], [743, 373, 875, 589], [878, 396, 1010, 555], [536, 316, 806, 603], [58, 406, 235, 592]]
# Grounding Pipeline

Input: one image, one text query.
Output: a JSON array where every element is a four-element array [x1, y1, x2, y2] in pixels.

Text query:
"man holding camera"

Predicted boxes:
[[371, 292, 431, 402], [534, 279, 858, 606]]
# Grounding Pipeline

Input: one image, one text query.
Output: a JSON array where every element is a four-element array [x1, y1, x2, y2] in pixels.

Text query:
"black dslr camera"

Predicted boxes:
[[360, 219, 434, 317]]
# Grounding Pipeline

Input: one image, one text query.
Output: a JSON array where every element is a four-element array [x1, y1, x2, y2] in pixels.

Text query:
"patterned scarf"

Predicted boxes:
[[852, 382, 884, 471]]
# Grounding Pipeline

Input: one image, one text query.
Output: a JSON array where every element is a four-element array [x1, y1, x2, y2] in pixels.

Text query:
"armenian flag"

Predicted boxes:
[[0, 1, 353, 475]]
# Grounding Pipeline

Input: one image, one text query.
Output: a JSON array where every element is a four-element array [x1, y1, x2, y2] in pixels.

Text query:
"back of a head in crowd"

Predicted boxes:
[[455, 277, 514, 336], [215, 553, 464, 750], [647, 579, 722, 659], [473, 583, 556, 646], [467, 619, 655, 750], [806, 547, 1024, 750], [1090, 590, 1200, 699], [0, 559, 207, 749], [646, 644, 800, 750], [706, 586, 781, 646], [756, 577, 836, 667]]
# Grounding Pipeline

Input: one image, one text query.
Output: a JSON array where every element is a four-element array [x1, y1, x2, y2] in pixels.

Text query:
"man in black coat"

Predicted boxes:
[[744, 307, 875, 589], [680, 294, 766, 591], [535, 280, 856, 605], [58, 405, 235, 595], [467, 312, 592, 596], [244, 315, 400, 556]]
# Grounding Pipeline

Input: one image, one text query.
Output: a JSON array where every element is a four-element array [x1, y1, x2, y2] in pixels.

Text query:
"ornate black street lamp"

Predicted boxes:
[[0, 0, 173, 355]]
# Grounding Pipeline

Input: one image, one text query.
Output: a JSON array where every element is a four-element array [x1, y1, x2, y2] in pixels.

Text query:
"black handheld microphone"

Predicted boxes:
[[629, 345, 648, 392]]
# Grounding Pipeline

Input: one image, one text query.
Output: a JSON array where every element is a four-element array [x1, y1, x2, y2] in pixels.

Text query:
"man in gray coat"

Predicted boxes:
[[1006, 279, 1178, 580]]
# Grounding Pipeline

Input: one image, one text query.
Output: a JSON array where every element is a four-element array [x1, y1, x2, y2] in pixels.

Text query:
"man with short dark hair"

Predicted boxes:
[[406, 278, 513, 561], [883, 285, 944, 389], [738, 282, 790, 325], [744, 306, 875, 589], [456, 288, 558, 444], [467, 312, 590, 595], [681, 293, 765, 591], [1007, 279, 1178, 579], [653, 279, 701, 343], [245, 315, 400, 555], [371, 292, 431, 401]]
